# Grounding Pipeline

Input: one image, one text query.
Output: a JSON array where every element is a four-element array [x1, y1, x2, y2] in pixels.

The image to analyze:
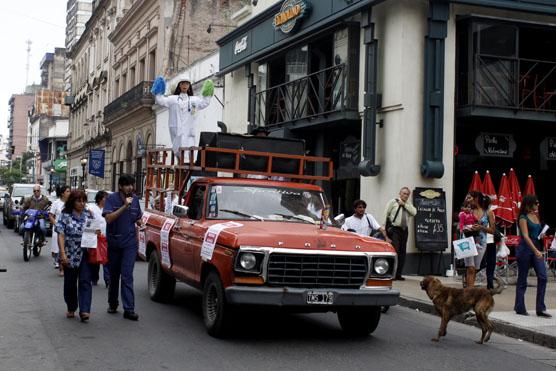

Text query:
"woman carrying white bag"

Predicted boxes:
[[459, 191, 495, 288]]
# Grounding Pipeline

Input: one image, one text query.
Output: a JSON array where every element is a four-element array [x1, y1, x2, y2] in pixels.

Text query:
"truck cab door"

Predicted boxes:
[[170, 185, 206, 283]]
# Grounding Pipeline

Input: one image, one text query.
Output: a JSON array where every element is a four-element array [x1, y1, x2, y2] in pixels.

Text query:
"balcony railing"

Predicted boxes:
[[255, 64, 355, 127], [463, 54, 556, 113], [104, 81, 153, 124]]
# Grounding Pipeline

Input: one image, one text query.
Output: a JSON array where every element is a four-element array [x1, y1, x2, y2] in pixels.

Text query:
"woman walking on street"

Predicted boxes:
[[49, 185, 70, 276], [89, 191, 109, 287], [464, 191, 495, 288], [514, 195, 551, 317], [56, 190, 98, 322]]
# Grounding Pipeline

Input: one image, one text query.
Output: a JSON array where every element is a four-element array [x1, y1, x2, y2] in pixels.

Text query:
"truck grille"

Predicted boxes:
[[267, 253, 368, 289]]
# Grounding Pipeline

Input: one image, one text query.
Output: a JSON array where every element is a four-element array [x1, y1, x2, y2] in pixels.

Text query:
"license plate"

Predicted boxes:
[[306, 291, 334, 305]]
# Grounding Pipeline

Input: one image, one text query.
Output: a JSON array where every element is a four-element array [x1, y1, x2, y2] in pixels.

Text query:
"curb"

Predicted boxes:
[[398, 296, 556, 350]]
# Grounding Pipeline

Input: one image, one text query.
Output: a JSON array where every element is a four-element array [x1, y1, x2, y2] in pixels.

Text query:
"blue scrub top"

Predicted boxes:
[[103, 191, 142, 249]]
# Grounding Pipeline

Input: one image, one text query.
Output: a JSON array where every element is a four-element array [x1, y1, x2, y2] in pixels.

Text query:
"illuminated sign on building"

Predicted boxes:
[[273, 0, 309, 34]]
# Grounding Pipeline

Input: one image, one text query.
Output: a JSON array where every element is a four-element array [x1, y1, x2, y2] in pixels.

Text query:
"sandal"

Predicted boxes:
[[66, 311, 75, 318], [80, 313, 90, 322]]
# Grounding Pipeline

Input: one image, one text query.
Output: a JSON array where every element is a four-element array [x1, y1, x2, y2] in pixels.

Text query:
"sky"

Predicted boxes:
[[0, 1, 67, 145]]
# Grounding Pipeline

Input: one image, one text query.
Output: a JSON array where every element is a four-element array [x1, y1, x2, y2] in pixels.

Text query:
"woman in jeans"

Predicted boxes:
[[56, 190, 98, 322], [514, 195, 551, 317]]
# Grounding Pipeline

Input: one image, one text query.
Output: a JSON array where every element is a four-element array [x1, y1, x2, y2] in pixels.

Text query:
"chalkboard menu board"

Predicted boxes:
[[412, 188, 448, 252]]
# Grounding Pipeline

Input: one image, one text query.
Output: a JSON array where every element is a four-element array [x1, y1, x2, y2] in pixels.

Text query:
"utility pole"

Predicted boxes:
[[25, 39, 32, 88]]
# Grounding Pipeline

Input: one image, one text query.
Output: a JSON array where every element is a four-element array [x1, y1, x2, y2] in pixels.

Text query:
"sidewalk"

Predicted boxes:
[[394, 274, 556, 349]]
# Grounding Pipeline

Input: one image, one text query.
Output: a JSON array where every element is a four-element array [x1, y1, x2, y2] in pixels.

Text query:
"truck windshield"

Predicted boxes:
[[207, 185, 328, 224]]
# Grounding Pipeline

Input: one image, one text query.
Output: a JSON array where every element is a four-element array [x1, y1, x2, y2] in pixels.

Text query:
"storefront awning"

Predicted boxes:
[[217, 0, 385, 75]]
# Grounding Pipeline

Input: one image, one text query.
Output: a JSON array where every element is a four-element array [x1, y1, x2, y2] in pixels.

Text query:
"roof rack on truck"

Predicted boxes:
[[145, 134, 333, 213]]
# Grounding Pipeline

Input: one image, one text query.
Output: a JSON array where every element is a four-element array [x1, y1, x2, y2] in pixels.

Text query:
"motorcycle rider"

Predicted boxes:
[[21, 185, 51, 244]]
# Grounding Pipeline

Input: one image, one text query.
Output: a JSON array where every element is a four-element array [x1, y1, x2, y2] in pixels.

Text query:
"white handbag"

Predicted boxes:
[[453, 236, 478, 260], [496, 237, 510, 258]]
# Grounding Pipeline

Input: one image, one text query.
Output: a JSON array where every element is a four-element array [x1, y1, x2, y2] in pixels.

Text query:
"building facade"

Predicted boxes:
[[105, 0, 245, 194], [65, 0, 94, 91], [7, 94, 35, 160], [66, 0, 117, 190], [217, 0, 556, 274], [29, 50, 69, 189], [104, 0, 161, 194]]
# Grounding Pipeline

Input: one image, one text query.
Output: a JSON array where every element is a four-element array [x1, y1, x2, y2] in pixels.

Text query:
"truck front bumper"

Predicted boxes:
[[225, 286, 399, 307]]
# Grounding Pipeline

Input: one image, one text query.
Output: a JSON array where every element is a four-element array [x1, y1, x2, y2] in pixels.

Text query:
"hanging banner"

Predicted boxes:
[[89, 149, 105, 178]]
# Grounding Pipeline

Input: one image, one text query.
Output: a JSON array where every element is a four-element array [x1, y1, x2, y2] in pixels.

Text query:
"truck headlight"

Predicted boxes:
[[234, 251, 264, 274], [373, 258, 389, 275], [239, 253, 257, 270]]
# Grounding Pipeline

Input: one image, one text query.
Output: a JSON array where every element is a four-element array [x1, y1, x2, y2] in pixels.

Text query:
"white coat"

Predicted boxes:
[[154, 93, 211, 156]]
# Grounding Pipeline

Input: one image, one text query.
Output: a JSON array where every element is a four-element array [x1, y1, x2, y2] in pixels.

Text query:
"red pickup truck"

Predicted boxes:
[[139, 144, 399, 337]]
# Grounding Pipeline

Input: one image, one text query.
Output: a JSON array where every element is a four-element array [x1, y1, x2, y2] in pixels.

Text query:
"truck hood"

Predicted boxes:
[[210, 221, 395, 253]]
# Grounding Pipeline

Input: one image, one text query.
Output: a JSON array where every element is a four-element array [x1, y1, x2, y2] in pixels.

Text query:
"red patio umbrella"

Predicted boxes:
[[508, 168, 522, 216], [494, 173, 516, 227], [523, 174, 536, 196], [482, 170, 497, 202], [468, 171, 483, 193]]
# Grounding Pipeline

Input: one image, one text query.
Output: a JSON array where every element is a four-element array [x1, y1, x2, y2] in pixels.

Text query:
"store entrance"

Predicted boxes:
[[292, 120, 361, 217], [454, 116, 556, 228]]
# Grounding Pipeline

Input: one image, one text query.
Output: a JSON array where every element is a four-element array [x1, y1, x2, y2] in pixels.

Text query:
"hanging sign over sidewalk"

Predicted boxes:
[[89, 149, 105, 178]]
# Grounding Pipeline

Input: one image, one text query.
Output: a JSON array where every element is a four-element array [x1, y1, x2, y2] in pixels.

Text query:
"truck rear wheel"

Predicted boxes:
[[337, 307, 381, 336], [202, 271, 231, 337], [148, 250, 176, 302]]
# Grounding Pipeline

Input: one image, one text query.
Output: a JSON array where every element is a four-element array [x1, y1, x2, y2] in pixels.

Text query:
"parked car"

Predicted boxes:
[[0, 186, 8, 209], [3, 184, 39, 229]]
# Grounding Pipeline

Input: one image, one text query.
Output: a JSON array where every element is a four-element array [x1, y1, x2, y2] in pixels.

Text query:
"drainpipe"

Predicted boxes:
[[358, 8, 381, 177], [245, 64, 257, 133], [421, 0, 449, 178]]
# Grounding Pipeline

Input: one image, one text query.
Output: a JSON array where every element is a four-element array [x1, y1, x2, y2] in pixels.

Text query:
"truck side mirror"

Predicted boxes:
[[172, 204, 189, 218]]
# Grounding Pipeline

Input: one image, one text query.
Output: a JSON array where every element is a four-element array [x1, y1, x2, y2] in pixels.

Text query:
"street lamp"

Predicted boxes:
[[80, 158, 88, 189], [49, 168, 55, 194]]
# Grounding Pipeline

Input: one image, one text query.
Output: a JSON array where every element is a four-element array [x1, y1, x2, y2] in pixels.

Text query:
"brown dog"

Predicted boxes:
[[420, 276, 504, 344]]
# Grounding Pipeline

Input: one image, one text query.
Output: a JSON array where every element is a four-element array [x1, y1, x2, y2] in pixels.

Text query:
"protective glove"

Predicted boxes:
[[151, 76, 166, 96], [201, 79, 214, 97]]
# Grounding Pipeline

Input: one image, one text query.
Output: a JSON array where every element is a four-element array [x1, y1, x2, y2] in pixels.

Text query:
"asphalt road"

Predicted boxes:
[[1, 221, 555, 371]]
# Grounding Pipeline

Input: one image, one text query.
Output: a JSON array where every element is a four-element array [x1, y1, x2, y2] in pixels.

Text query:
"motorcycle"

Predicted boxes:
[[21, 209, 49, 262]]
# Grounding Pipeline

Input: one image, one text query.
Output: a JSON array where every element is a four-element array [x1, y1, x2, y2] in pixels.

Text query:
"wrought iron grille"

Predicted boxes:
[[104, 81, 154, 123], [267, 253, 368, 289], [255, 64, 349, 127], [471, 54, 556, 112]]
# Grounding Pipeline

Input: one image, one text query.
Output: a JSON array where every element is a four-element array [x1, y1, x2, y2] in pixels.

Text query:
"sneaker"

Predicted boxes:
[[123, 311, 139, 321], [107, 306, 118, 314], [54, 262, 60, 269]]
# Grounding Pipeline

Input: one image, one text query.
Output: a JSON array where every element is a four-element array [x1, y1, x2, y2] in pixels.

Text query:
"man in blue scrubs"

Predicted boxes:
[[103, 175, 143, 321]]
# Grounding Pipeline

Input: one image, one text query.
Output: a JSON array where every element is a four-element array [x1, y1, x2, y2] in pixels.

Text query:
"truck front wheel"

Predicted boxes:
[[202, 271, 231, 337], [148, 250, 176, 302], [337, 306, 381, 336]]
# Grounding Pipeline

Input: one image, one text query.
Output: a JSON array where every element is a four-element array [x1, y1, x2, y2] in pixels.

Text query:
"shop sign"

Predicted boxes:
[[273, 0, 310, 34], [53, 158, 67, 172], [234, 36, 248, 55], [475, 133, 516, 158]]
